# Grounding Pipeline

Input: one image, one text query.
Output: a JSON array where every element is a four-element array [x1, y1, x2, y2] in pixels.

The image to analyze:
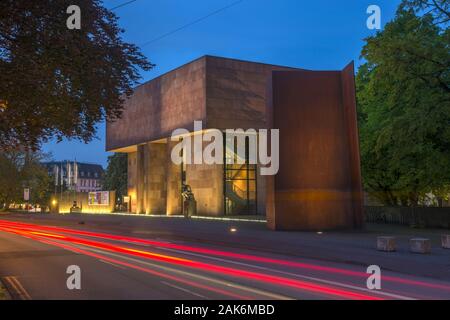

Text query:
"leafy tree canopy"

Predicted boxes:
[[357, 1, 450, 206], [0, 149, 52, 209], [401, 0, 449, 26], [0, 1, 153, 150], [103, 152, 127, 200]]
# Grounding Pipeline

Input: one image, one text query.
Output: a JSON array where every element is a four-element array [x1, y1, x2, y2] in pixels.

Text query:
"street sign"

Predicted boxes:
[[24, 188, 30, 201]]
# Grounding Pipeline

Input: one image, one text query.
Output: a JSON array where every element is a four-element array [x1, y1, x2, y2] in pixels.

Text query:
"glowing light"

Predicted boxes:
[[29, 231, 65, 239], [37, 237, 250, 300], [0, 223, 382, 300], [1, 220, 449, 293], [192, 216, 266, 223], [230, 227, 237, 233], [119, 247, 191, 262]]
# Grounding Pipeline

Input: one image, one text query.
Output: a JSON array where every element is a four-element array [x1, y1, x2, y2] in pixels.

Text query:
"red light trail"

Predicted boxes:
[[0, 220, 381, 300], [1, 219, 449, 299], [1, 219, 448, 292]]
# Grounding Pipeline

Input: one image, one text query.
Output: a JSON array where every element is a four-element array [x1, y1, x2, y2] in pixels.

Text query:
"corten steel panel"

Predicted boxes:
[[106, 55, 301, 152], [266, 63, 363, 231], [166, 141, 183, 215], [205, 56, 299, 130], [341, 63, 364, 227], [106, 57, 207, 151]]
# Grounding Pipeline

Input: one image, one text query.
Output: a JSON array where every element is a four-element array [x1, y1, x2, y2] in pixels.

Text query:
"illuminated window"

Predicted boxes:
[[223, 133, 257, 216]]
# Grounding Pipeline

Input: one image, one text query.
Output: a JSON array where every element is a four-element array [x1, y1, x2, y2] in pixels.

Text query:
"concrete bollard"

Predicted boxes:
[[442, 235, 450, 249], [377, 236, 396, 252], [410, 238, 431, 254]]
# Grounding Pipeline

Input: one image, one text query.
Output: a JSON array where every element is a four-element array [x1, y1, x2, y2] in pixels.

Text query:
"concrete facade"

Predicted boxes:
[[106, 58, 207, 151], [106, 55, 363, 230], [135, 143, 168, 215], [166, 141, 183, 216]]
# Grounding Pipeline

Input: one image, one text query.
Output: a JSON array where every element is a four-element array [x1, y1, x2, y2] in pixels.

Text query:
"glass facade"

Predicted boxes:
[[224, 133, 257, 215]]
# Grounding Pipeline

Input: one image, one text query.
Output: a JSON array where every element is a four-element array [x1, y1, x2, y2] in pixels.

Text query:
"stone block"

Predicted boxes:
[[410, 238, 431, 254], [441, 235, 450, 249], [377, 236, 396, 252]]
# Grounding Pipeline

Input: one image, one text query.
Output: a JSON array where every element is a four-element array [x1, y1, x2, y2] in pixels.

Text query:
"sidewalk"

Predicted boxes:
[[1, 212, 449, 281]]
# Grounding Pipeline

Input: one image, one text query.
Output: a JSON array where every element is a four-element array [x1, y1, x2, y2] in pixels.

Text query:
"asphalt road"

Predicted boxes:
[[0, 216, 449, 300]]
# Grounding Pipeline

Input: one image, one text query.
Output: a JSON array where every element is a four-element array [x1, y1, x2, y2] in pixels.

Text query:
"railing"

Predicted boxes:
[[225, 181, 256, 215], [227, 181, 247, 200], [365, 206, 450, 229]]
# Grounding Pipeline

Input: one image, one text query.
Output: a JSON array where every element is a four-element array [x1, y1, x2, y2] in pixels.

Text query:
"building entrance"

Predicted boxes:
[[224, 134, 257, 215]]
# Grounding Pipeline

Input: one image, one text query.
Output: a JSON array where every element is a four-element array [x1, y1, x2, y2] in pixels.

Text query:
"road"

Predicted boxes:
[[0, 216, 449, 300]]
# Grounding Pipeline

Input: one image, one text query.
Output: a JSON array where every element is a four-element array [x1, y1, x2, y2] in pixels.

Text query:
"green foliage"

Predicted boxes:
[[0, 152, 21, 208], [103, 153, 127, 200], [0, 149, 52, 209], [0, 1, 153, 150], [400, 0, 449, 26], [357, 2, 450, 206]]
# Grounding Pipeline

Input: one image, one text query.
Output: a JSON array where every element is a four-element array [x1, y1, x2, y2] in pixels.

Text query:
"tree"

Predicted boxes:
[[0, 151, 21, 208], [401, 0, 449, 25], [103, 153, 127, 201], [0, 149, 52, 209], [0, 1, 153, 150], [22, 153, 53, 208], [357, 2, 450, 206]]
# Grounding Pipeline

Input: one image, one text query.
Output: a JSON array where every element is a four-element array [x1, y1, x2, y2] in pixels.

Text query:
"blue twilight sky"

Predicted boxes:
[[42, 0, 401, 167]]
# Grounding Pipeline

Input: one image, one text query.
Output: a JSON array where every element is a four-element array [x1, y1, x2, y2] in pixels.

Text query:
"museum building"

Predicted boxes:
[[106, 55, 363, 230]]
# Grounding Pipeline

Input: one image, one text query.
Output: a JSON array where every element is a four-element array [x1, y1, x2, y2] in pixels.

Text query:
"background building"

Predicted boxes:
[[43, 161, 104, 193]]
